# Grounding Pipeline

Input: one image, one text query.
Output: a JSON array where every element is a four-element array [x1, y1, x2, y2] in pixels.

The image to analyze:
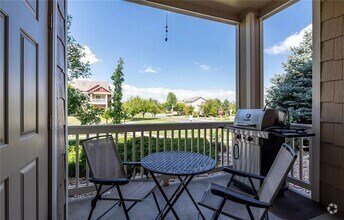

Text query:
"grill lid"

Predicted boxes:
[[234, 109, 286, 131]]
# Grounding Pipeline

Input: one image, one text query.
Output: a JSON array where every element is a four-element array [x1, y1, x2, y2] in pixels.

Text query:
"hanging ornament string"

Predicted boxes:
[[165, 11, 168, 42]]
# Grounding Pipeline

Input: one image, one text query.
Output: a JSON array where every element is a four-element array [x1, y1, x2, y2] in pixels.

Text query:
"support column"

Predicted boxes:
[[237, 12, 262, 109]]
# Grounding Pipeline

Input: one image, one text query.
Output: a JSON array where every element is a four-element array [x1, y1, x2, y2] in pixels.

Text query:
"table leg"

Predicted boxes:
[[149, 171, 179, 220], [159, 175, 194, 220], [177, 176, 205, 220]]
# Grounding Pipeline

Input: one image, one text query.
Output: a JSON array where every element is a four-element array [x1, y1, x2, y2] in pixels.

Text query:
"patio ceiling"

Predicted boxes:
[[128, 0, 297, 23]]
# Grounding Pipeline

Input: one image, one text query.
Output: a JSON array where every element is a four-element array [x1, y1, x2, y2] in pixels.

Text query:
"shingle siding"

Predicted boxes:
[[320, 0, 344, 213]]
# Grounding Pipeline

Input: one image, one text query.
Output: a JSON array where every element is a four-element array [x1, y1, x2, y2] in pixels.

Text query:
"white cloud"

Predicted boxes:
[[264, 24, 312, 55], [140, 65, 161, 73], [120, 84, 235, 102], [80, 45, 102, 64], [195, 61, 211, 71], [200, 64, 210, 70]]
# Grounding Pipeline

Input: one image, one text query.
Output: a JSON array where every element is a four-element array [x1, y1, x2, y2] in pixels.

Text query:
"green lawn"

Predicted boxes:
[[68, 114, 234, 125]]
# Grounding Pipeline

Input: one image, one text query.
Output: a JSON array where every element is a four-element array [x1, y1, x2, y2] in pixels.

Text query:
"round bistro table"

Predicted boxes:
[[142, 151, 216, 220]]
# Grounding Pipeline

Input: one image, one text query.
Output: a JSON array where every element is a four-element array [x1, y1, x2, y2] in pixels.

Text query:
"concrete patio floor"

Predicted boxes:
[[68, 173, 341, 220]]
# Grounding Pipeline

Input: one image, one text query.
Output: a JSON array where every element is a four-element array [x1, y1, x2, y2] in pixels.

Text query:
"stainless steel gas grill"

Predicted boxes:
[[227, 108, 314, 192]]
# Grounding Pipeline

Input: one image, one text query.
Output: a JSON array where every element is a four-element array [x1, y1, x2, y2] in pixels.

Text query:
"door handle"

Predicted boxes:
[[233, 143, 239, 160]]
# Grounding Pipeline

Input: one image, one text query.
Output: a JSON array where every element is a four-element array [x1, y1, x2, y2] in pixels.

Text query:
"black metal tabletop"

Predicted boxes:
[[141, 151, 216, 176]]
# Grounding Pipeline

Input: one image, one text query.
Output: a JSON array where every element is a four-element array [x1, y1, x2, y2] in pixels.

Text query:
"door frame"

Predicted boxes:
[[48, 0, 68, 219]]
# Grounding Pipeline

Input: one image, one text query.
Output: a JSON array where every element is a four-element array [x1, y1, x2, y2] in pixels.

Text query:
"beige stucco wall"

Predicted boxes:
[[320, 0, 344, 212]]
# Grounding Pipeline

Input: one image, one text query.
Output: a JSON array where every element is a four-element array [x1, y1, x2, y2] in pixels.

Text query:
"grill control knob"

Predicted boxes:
[[247, 136, 253, 142], [236, 134, 241, 139]]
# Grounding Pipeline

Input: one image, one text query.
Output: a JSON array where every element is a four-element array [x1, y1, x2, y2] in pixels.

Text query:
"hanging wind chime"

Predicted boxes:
[[165, 12, 168, 42]]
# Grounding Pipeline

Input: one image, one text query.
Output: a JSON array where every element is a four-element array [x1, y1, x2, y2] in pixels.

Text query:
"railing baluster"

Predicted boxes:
[[184, 129, 188, 151], [156, 131, 160, 152], [221, 128, 224, 167], [164, 130, 167, 152], [75, 134, 80, 188], [140, 131, 144, 176], [215, 129, 218, 165], [203, 129, 206, 155], [210, 128, 213, 158], [124, 132, 128, 173], [299, 137, 304, 181], [197, 129, 200, 153], [132, 132, 136, 177], [171, 130, 174, 151], [115, 132, 119, 146], [291, 138, 295, 177], [191, 129, 194, 152], [226, 129, 230, 166], [178, 130, 181, 151], [85, 134, 90, 186], [149, 131, 152, 154]]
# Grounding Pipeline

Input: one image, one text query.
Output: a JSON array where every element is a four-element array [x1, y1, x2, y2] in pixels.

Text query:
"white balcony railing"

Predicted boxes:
[[286, 123, 313, 196], [91, 99, 107, 104], [67, 122, 312, 196], [68, 122, 232, 195]]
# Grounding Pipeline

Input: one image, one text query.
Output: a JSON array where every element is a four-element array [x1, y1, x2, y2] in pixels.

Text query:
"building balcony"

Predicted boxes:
[[68, 173, 332, 220], [66, 122, 333, 220], [90, 99, 107, 104]]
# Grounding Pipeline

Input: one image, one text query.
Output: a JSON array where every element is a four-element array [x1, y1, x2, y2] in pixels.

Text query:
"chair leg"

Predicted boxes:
[[116, 185, 130, 220], [88, 197, 98, 220], [265, 212, 269, 220], [211, 198, 226, 220], [152, 192, 161, 213], [88, 185, 102, 220]]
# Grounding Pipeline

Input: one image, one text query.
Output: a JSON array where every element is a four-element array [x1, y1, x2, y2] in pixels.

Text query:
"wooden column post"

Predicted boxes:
[[237, 12, 262, 109]]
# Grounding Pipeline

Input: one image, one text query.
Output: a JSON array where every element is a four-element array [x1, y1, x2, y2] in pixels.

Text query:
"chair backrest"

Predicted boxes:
[[258, 143, 297, 218], [81, 135, 126, 179]]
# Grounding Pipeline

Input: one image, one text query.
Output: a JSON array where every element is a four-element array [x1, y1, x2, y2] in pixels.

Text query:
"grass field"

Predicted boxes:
[[68, 114, 234, 125]]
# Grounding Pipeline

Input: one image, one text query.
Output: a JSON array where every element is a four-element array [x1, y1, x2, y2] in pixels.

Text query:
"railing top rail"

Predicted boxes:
[[68, 122, 232, 134], [290, 123, 313, 129]]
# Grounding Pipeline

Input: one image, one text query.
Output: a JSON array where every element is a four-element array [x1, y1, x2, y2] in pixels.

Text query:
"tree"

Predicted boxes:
[[174, 102, 186, 115], [67, 15, 91, 81], [148, 99, 161, 118], [123, 97, 140, 118], [229, 102, 237, 116], [222, 99, 230, 116], [67, 15, 94, 123], [75, 104, 103, 125], [166, 92, 177, 111], [67, 84, 89, 116], [183, 105, 194, 116], [111, 58, 125, 124], [201, 99, 222, 117], [265, 30, 312, 124], [102, 108, 111, 124], [138, 98, 150, 118]]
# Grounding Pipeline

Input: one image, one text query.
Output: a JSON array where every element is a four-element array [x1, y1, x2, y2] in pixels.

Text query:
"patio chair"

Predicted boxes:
[[198, 143, 297, 220], [81, 135, 160, 220]]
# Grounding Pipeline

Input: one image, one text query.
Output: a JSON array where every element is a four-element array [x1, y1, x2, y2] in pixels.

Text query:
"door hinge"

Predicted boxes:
[[49, 114, 52, 130], [49, 13, 53, 29]]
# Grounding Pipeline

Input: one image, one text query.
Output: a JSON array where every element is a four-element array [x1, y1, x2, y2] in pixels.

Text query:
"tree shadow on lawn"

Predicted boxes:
[[128, 117, 160, 122]]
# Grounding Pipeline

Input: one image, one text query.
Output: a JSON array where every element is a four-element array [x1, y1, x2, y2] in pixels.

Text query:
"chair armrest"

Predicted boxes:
[[122, 161, 142, 166], [222, 167, 265, 180], [211, 186, 271, 209], [90, 177, 129, 186]]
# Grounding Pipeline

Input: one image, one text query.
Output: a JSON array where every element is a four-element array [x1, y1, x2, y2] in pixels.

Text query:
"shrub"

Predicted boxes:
[[68, 136, 215, 178]]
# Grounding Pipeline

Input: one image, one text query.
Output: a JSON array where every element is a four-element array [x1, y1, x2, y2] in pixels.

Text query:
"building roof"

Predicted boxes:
[[72, 80, 111, 93], [182, 96, 206, 103], [129, 0, 294, 24]]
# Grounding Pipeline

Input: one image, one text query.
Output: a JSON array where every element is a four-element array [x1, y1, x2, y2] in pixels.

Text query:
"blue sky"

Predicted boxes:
[[69, 0, 312, 102]]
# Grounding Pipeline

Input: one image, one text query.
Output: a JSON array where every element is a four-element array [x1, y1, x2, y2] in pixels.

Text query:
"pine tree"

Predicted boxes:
[[111, 58, 125, 124], [265, 30, 312, 124]]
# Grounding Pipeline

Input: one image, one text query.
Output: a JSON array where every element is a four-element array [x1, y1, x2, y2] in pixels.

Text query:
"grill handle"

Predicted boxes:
[[233, 143, 239, 160], [235, 123, 256, 127]]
